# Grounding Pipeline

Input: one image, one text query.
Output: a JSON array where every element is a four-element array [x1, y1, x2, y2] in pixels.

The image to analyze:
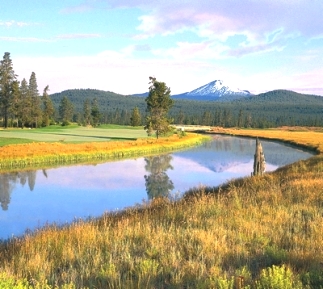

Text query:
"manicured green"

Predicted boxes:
[[0, 125, 148, 145]]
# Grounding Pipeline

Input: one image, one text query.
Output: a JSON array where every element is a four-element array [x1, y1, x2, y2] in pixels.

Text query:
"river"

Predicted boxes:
[[0, 135, 313, 240]]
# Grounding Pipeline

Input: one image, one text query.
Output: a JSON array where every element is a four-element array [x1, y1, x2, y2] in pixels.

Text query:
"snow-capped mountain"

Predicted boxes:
[[173, 80, 251, 101], [187, 80, 250, 97]]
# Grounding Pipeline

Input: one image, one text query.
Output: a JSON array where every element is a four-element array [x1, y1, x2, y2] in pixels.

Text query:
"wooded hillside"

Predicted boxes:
[[50, 89, 323, 128]]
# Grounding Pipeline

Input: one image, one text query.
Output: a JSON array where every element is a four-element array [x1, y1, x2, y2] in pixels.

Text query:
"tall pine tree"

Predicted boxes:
[[42, 85, 55, 127], [20, 78, 32, 128], [130, 106, 142, 126], [29, 72, 42, 128], [59, 96, 74, 125], [83, 99, 91, 126], [91, 98, 101, 127], [0, 52, 17, 128], [145, 77, 174, 138]]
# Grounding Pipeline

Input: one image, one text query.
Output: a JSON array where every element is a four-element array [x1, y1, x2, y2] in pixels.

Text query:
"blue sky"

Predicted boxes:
[[1, 0, 323, 95]]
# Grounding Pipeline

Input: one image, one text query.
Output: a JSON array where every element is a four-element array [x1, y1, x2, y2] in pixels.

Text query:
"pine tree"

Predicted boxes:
[[83, 99, 91, 126], [20, 78, 32, 128], [59, 96, 74, 125], [0, 52, 17, 128], [8, 80, 21, 127], [29, 72, 42, 128], [130, 106, 142, 126], [91, 98, 101, 127], [144, 76, 174, 138], [42, 85, 55, 127]]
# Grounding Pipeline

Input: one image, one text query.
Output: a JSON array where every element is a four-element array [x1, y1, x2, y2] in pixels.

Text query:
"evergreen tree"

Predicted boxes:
[[42, 85, 55, 127], [59, 96, 74, 125], [29, 72, 42, 128], [83, 99, 91, 126], [91, 98, 101, 127], [145, 76, 174, 138], [20, 78, 32, 128], [237, 109, 244, 127], [0, 52, 17, 128], [130, 106, 142, 126], [8, 80, 21, 127]]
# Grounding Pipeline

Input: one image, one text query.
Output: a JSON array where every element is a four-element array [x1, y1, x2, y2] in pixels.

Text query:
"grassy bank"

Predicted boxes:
[[0, 128, 322, 288], [0, 132, 208, 171]]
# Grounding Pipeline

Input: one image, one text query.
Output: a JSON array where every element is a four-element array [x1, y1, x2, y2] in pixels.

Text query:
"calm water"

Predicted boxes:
[[0, 135, 313, 240]]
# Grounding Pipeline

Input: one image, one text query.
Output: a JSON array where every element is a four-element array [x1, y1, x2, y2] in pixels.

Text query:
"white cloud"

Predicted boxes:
[[55, 33, 101, 40], [152, 41, 229, 60], [0, 36, 51, 42], [0, 20, 30, 27]]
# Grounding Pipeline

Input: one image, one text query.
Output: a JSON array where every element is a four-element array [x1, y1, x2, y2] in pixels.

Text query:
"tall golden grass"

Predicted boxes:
[[0, 128, 322, 288]]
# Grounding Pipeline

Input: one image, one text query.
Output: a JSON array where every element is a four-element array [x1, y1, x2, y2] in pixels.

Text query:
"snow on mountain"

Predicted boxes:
[[133, 79, 252, 101], [186, 80, 250, 97]]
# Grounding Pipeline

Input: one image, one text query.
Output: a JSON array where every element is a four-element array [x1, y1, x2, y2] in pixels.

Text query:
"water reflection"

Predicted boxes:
[[0, 171, 37, 210], [144, 155, 174, 199]]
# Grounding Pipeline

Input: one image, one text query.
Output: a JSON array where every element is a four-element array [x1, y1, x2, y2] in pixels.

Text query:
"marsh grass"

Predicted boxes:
[[0, 128, 322, 288]]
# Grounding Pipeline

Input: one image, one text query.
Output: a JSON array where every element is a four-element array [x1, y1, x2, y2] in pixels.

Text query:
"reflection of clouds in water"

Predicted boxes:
[[37, 159, 146, 190]]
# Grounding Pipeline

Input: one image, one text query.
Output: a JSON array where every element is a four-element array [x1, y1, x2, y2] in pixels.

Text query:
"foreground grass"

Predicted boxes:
[[0, 128, 322, 288]]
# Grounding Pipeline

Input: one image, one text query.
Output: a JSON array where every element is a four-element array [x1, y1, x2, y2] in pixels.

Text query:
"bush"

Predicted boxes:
[[255, 265, 303, 289]]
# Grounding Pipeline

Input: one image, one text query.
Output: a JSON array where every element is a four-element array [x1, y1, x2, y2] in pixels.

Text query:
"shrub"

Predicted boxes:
[[255, 265, 303, 289]]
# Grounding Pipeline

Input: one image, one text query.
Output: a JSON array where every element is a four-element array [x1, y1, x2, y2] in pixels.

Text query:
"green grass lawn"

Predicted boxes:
[[0, 125, 147, 146]]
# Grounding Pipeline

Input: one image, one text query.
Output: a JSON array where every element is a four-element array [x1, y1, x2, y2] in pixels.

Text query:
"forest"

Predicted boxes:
[[50, 88, 323, 128], [1, 51, 323, 129]]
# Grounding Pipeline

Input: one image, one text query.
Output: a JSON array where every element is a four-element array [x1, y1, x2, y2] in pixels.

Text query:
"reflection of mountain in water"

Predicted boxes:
[[0, 171, 38, 210], [174, 136, 313, 173]]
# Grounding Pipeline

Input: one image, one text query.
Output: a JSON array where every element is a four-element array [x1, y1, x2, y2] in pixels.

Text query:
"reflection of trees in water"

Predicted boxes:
[[0, 171, 37, 211], [144, 154, 174, 200]]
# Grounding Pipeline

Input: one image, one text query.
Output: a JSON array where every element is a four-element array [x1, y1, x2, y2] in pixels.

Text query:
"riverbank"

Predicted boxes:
[[0, 133, 209, 171], [0, 128, 322, 288]]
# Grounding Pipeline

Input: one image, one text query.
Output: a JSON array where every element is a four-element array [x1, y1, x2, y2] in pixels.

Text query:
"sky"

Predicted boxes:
[[1, 0, 323, 96]]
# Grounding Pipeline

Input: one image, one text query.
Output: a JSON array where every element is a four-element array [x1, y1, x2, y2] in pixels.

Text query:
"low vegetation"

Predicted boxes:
[[0, 128, 322, 288]]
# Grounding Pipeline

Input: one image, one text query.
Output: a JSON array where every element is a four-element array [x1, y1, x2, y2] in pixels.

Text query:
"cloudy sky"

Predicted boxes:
[[1, 0, 323, 95]]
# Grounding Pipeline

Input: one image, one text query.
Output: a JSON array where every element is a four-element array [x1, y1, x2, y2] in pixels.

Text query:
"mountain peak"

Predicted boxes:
[[187, 80, 250, 97]]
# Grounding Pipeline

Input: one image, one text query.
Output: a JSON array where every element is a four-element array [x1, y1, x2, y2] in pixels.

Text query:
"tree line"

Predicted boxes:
[[50, 88, 323, 129], [0, 52, 104, 128], [0, 52, 56, 128]]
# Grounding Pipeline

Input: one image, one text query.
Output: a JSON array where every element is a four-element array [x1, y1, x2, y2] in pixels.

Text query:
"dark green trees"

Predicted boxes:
[[145, 77, 174, 138], [82, 98, 101, 127], [0, 52, 17, 128], [0, 53, 56, 128], [91, 98, 101, 127], [29, 72, 42, 128], [59, 96, 74, 125], [42, 85, 55, 126], [130, 106, 142, 126], [83, 99, 92, 126]]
